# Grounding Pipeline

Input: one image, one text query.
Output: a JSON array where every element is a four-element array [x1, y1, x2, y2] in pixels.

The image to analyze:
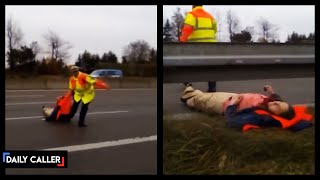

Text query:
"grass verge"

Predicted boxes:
[[163, 107, 315, 175]]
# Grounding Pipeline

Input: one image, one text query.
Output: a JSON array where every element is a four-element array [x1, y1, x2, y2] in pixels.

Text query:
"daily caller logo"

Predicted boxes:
[[3, 151, 67, 168]]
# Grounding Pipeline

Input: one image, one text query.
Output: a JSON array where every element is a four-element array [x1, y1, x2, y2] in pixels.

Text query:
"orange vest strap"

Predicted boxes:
[[189, 9, 214, 19], [70, 72, 88, 90], [255, 105, 312, 128], [56, 91, 73, 120], [242, 124, 261, 132]]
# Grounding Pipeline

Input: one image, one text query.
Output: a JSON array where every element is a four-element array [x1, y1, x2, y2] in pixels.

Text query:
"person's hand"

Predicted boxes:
[[263, 85, 274, 94], [230, 95, 243, 105], [56, 96, 63, 100]]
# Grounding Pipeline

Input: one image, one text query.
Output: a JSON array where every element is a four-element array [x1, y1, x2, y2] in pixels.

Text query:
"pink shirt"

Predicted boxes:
[[222, 93, 268, 113]]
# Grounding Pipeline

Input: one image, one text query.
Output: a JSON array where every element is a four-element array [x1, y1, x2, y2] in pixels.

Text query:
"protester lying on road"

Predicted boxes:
[[42, 91, 73, 122], [42, 77, 109, 124], [180, 84, 313, 132]]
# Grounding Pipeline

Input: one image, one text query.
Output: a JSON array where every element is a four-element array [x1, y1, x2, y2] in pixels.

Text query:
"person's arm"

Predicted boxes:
[[85, 75, 96, 85], [95, 79, 110, 90], [224, 95, 244, 125], [225, 104, 238, 119], [68, 77, 75, 95], [268, 93, 282, 101], [180, 13, 195, 42], [225, 104, 260, 131], [263, 85, 283, 101]]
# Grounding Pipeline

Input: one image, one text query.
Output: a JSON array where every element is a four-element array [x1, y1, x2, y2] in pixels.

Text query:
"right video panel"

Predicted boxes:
[[163, 5, 315, 175]]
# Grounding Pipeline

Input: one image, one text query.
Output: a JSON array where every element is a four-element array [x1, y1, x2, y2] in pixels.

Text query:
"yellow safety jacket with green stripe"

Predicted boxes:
[[69, 72, 96, 104], [180, 6, 217, 42]]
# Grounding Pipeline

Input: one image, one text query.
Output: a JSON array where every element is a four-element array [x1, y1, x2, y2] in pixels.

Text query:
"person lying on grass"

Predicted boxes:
[[180, 84, 313, 132], [225, 94, 312, 132]]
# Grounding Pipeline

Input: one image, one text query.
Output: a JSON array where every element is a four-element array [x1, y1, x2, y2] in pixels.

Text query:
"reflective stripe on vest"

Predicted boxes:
[[254, 105, 313, 128]]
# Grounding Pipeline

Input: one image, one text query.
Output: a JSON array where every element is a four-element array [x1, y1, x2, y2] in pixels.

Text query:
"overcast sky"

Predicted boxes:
[[163, 5, 314, 42], [5, 5, 157, 65]]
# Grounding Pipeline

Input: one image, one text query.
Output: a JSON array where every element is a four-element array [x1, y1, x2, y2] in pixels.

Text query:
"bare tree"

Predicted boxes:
[[43, 30, 72, 61], [213, 10, 222, 42], [256, 17, 279, 42], [6, 16, 23, 50], [30, 41, 40, 61], [123, 40, 151, 64], [244, 26, 255, 41], [226, 9, 240, 41], [171, 7, 185, 42], [6, 16, 24, 69]]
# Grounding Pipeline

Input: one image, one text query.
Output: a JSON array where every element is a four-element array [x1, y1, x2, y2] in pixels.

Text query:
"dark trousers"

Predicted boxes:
[[207, 81, 216, 92], [69, 98, 90, 124]]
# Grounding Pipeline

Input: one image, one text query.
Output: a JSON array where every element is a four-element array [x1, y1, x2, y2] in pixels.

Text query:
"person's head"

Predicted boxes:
[[267, 101, 295, 119], [192, 5, 202, 9], [71, 66, 80, 77]]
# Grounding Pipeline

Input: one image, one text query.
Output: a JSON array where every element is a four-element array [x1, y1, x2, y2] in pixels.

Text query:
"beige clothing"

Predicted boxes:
[[181, 86, 237, 115], [42, 106, 54, 118]]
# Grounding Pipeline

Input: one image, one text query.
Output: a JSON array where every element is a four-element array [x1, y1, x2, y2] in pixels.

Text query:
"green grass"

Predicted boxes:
[[163, 108, 315, 175]]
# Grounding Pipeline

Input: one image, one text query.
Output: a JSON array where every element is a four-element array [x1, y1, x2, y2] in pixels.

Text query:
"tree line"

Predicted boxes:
[[6, 17, 157, 77], [163, 8, 314, 43]]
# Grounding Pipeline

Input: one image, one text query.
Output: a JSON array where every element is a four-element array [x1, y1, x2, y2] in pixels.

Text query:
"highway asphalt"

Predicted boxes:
[[5, 88, 157, 175]]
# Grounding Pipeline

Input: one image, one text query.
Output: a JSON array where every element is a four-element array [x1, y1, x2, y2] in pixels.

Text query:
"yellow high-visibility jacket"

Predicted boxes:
[[69, 72, 96, 104], [180, 6, 217, 42]]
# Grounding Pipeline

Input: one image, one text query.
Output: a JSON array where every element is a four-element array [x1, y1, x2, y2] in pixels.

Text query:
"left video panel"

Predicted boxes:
[[5, 5, 157, 175]]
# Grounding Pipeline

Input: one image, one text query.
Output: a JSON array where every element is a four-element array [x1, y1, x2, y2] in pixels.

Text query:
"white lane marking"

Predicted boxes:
[[6, 95, 45, 98], [6, 101, 55, 106], [42, 135, 157, 152], [6, 110, 129, 120], [6, 88, 157, 92]]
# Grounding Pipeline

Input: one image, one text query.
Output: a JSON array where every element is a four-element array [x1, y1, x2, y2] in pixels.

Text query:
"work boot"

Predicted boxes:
[[78, 123, 87, 127], [207, 81, 216, 92], [78, 121, 87, 127]]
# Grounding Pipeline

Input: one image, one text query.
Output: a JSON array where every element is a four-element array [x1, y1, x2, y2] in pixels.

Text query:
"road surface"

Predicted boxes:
[[5, 88, 157, 175]]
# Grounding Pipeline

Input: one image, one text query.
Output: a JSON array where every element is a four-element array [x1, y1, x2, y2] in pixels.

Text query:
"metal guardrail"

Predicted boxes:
[[163, 43, 315, 83]]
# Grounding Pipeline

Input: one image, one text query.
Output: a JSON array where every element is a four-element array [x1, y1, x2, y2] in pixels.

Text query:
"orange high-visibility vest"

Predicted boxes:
[[56, 91, 73, 120], [243, 105, 312, 132]]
